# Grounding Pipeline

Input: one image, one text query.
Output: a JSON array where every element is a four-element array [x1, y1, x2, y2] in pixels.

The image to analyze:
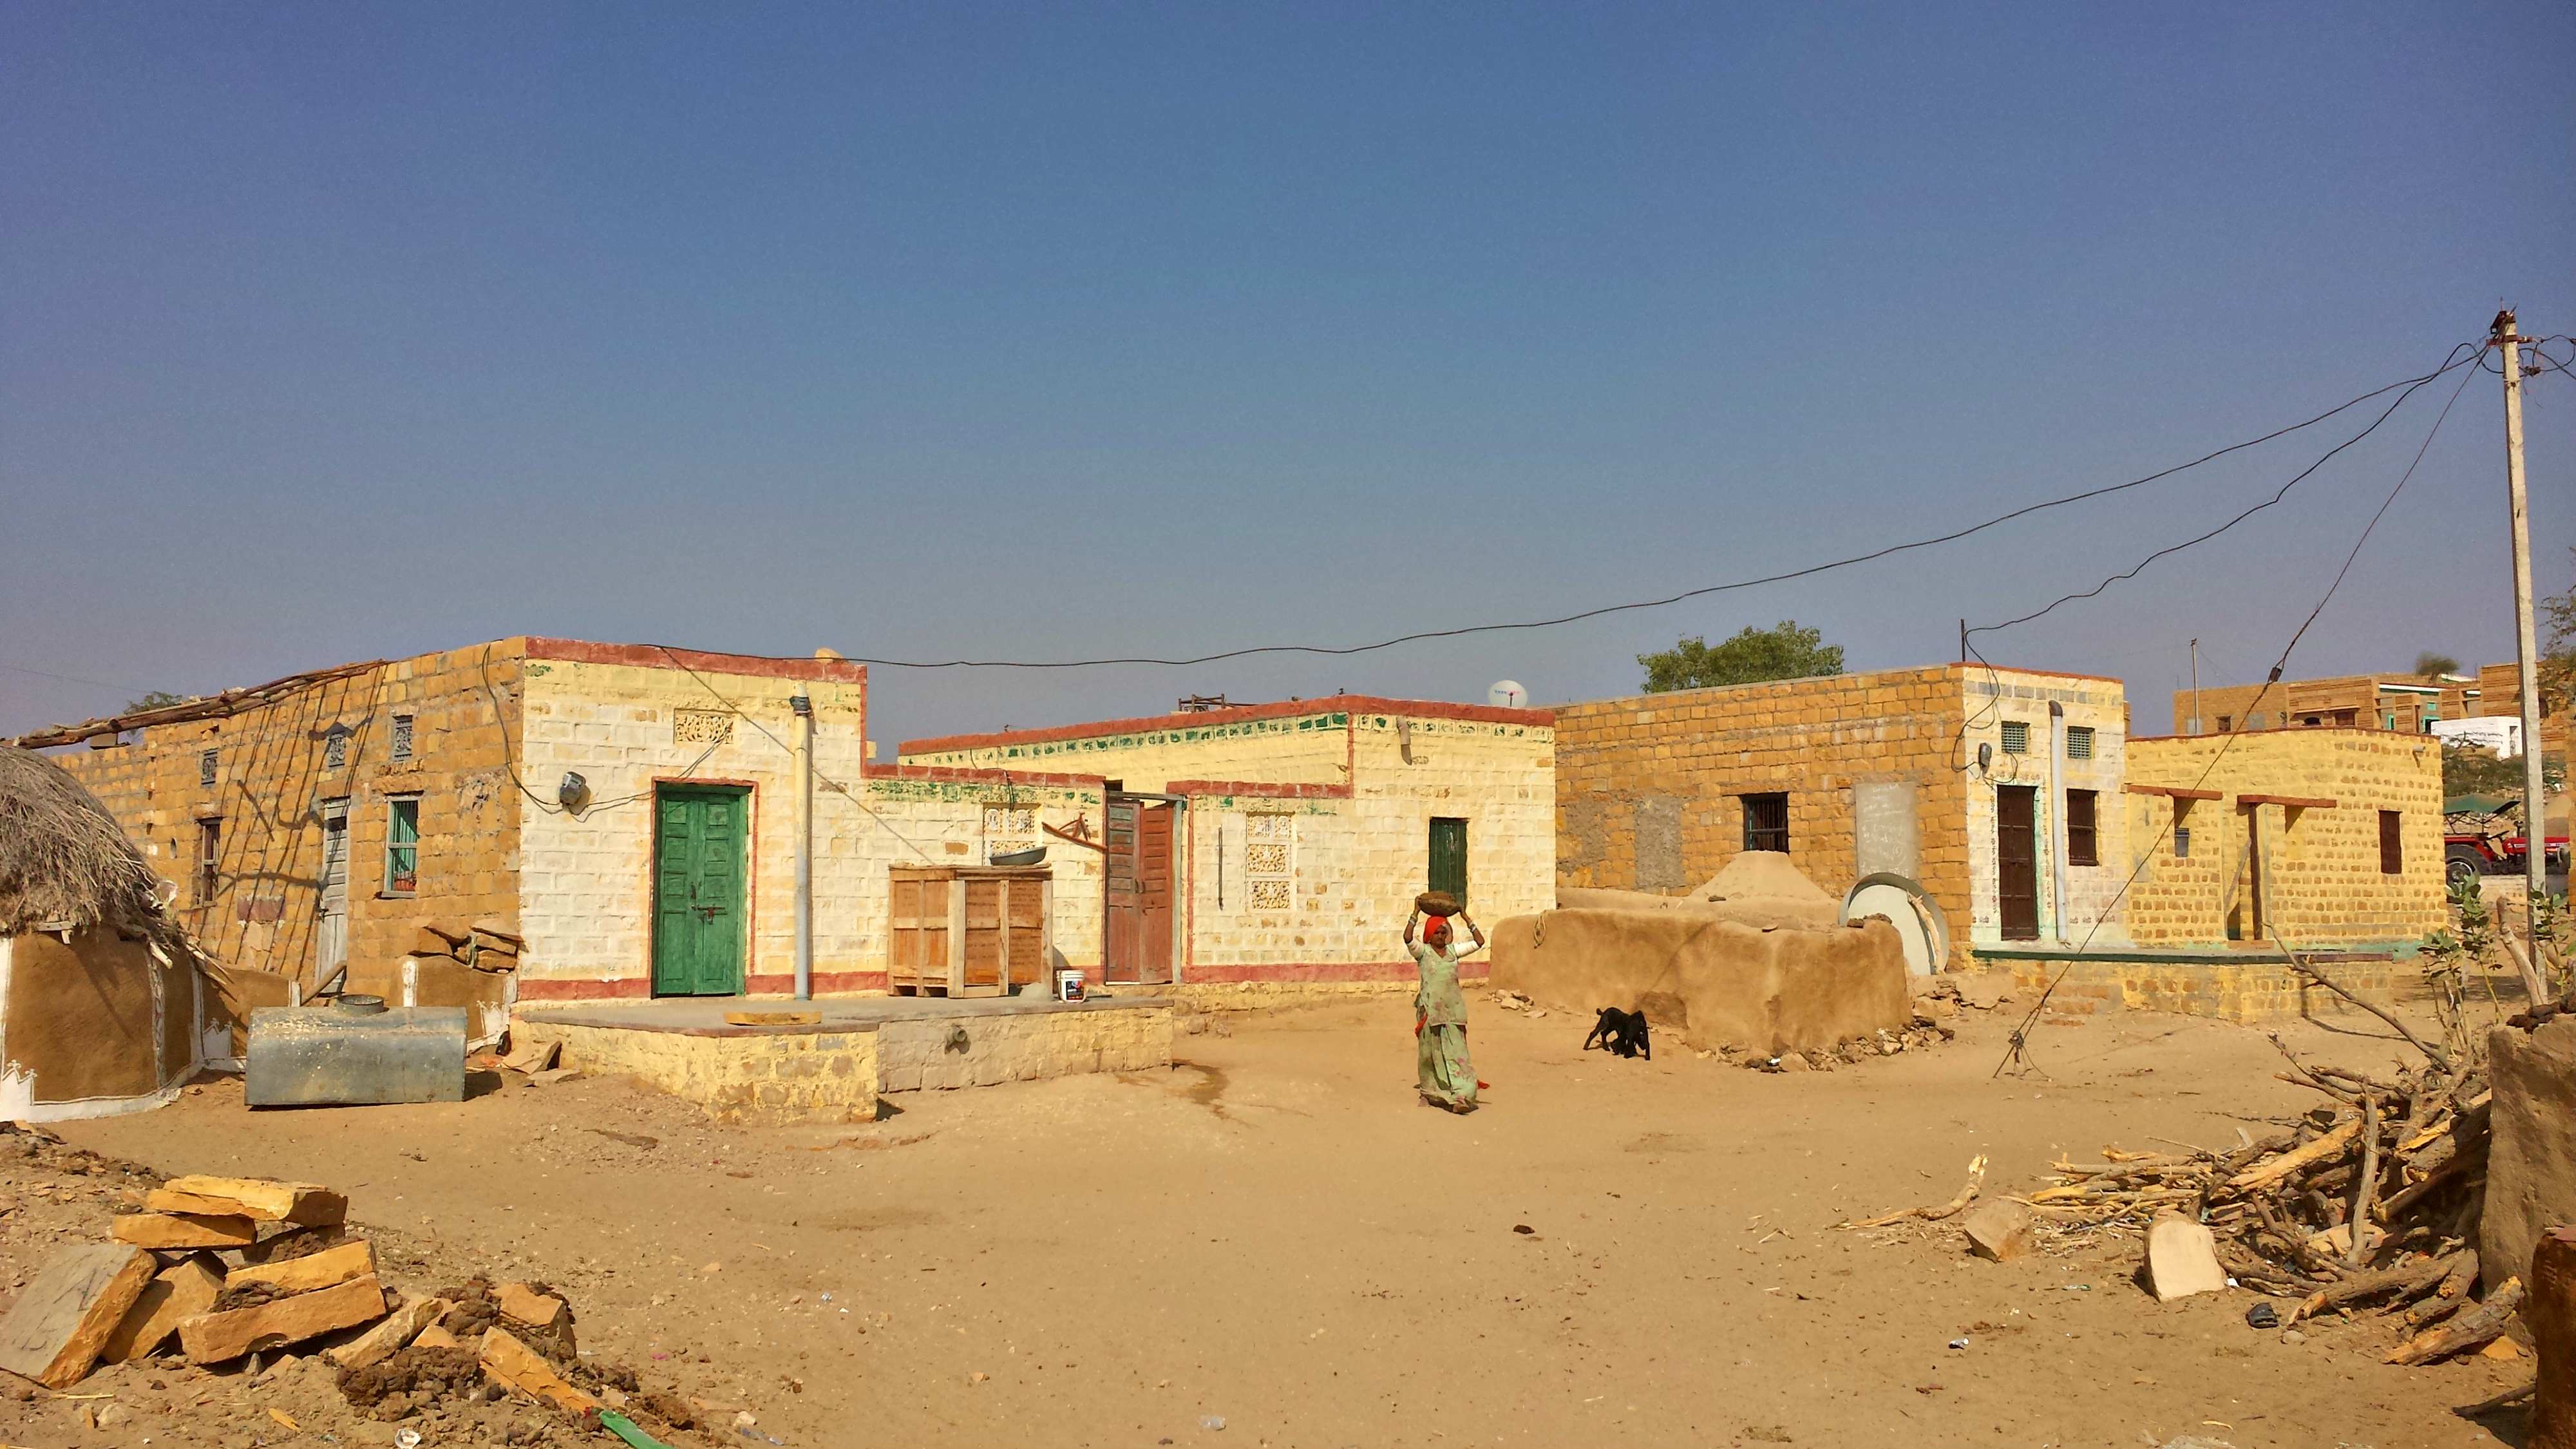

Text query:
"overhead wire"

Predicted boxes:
[[784, 348, 2487, 671], [1991, 352, 2481, 1074]]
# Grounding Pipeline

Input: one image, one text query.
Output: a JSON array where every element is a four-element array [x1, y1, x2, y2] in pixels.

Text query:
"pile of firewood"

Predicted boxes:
[[408, 918, 523, 973], [0, 1173, 686, 1441], [2029, 1027, 2514, 1364]]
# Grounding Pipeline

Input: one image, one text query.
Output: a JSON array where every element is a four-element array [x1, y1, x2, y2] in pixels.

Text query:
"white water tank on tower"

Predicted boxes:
[[1488, 680, 1528, 708]]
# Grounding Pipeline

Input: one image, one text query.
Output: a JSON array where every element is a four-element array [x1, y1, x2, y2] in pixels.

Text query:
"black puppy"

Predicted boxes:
[[1584, 1007, 1652, 1061]]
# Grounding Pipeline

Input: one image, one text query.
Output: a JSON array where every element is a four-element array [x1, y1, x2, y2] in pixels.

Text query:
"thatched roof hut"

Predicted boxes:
[[0, 748, 204, 1120], [0, 746, 175, 944]]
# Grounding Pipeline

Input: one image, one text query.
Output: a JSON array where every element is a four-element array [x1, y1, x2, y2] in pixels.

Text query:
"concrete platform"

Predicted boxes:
[[1969, 945, 2410, 1023], [512, 993, 1174, 1123]]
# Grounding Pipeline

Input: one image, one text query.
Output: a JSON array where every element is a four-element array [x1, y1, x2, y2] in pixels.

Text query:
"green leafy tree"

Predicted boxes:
[[2444, 740, 2564, 797], [2541, 547, 2575, 715], [1640, 621, 1844, 694], [123, 690, 185, 713], [2412, 651, 2461, 678]]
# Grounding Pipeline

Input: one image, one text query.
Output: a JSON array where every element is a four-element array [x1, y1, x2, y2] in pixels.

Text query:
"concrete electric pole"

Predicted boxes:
[[2190, 638, 2201, 735], [2494, 309, 2550, 978]]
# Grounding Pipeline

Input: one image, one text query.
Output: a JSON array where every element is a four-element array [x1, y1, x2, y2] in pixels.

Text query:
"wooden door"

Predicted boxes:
[[314, 802, 349, 989], [653, 786, 749, 996], [1103, 797, 1175, 985], [1428, 817, 1468, 905], [1995, 786, 2039, 941]]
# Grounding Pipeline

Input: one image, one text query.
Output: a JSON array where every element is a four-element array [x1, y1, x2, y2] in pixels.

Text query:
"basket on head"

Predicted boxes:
[[1416, 890, 1461, 917]]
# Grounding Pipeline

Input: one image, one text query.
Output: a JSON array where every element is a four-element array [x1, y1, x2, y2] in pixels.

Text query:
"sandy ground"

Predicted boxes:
[[9, 986, 2536, 1449]]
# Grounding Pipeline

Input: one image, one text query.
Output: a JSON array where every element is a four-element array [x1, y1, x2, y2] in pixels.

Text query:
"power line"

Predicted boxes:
[[812, 346, 2482, 670], [1967, 343, 2479, 640], [0, 661, 162, 696], [1992, 347, 2477, 1075]]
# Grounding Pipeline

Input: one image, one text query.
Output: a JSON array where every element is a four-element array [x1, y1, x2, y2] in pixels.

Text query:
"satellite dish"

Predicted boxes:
[[1488, 679, 1528, 708]]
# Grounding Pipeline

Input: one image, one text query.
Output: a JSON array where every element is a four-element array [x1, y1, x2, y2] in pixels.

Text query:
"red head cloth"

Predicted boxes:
[[1423, 914, 1452, 936]]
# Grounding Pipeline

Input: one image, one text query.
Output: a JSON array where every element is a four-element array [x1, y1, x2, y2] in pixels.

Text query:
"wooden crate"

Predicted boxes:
[[888, 866, 1054, 998]]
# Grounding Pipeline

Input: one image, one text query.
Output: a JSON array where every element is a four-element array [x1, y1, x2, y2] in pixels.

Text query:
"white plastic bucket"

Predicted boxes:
[[1056, 970, 1084, 1002]]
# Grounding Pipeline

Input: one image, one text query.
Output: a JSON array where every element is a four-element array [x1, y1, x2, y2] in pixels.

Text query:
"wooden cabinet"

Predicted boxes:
[[888, 866, 1053, 997]]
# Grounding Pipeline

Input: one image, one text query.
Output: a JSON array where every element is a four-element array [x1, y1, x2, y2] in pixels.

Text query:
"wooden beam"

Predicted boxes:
[[2125, 783, 2222, 800], [2239, 793, 2337, 810]]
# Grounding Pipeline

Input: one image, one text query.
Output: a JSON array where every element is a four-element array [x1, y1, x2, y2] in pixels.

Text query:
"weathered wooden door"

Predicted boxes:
[[1995, 786, 2039, 941], [1103, 797, 1175, 985], [654, 786, 749, 996], [1428, 817, 1468, 905], [314, 801, 349, 989]]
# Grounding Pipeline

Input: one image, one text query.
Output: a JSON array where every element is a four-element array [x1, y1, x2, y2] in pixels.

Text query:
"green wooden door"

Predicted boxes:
[[654, 786, 748, 996], [1428, 817, 1468, 906]]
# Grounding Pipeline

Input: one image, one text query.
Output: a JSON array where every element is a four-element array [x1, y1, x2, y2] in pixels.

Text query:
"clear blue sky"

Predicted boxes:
[[6, 2, 2571, 746]]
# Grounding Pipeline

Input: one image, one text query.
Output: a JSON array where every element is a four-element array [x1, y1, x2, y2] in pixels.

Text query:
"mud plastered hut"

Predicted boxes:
[[0, 748, 205, 1120]]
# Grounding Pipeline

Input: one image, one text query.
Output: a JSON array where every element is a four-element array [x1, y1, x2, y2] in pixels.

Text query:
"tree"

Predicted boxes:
[[122, 690, 185, 713], [2541, 547, 2575, 715], [2443, 741, 2526, 798], [1640, 621, 1844, 693], [2412, 652, 2461, 679]]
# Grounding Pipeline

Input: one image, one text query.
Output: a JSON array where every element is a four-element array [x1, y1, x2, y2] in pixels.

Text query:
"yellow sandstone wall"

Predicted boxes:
[[1958, 670, 2131, 947], [1179, 712, 1555, 983], [2123, 728, 2444, 948], [1552, 667, 1975, 962], [52, 645, 524, 1001]]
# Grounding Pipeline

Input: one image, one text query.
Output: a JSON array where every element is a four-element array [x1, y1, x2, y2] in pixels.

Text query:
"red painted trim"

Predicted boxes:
[[2125, 784, 2222, 800], [900, 694, 1553, 757], [744, 970, 889, 995], [516, 977, 653, 1001], [2239, 794, 2336, 810], [526, 637, 871, 686], [859, 763, 1108, 789], [1183, 959, 1487, 985], [1166, 779, 1353, 799]]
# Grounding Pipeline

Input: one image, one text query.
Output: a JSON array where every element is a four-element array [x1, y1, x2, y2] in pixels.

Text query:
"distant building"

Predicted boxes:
[[2173, 663, 2564, 768]]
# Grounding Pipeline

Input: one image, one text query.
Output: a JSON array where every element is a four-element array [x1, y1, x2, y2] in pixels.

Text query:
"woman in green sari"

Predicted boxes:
[[1405, 906, 1484, 1113]]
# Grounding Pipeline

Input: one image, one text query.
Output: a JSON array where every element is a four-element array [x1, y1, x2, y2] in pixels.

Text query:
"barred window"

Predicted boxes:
[[384, 797, 419, 894], [1245, 811, 1295, 911], [323, 725, 350, 770], [1740, 793, 1789, 854], [2065, 726, 2094, 760], [195, 819, 220, 904], [390, 714, 415, 763], [2174, 826, 2192, 859], [2000, 721, 2029, 754]]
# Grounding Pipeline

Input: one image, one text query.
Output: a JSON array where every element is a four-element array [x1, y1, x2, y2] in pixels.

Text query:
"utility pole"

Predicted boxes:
[[2190, 638, 2201, 735], [2494, 309, 2549, 978]]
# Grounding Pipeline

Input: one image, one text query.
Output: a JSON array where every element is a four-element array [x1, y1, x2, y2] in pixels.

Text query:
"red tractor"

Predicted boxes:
[[2444, 795, 2571, 887]]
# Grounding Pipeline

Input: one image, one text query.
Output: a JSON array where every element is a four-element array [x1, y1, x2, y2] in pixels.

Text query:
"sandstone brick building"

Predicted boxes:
[[2174, 662, 2564, 768], [900, 696, 1557, 990], [2123, 727, 2446, 951], [1553, 665, 2130, 966], [16, 643, 1551, 1005]]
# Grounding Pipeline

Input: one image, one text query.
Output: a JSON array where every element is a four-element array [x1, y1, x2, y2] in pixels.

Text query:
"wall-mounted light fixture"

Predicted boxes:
[[558, 771, 591, 813]]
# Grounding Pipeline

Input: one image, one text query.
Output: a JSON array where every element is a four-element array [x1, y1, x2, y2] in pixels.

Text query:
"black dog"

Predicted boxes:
[[1584, 1007, 1652, 1061]]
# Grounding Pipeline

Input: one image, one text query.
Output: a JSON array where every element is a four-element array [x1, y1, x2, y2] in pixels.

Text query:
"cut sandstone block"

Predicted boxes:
[[179, 1274, 389, 1364], [0, 1244, 158, 1387], [100, 1255, 224, 1364], [147, 1176, 346, 1226], [478, 1326, 598, 1414], [2146, 1216, 2229, 1302], [226, 1239, 374, 1296], [328, 1295, 450, 1371], [113, 1213, 258, 1249]]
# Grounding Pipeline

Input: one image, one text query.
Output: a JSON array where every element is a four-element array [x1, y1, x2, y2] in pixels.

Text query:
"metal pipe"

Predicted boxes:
[[790, 693, 814, 1001], [2048, 701, 2070, 943]]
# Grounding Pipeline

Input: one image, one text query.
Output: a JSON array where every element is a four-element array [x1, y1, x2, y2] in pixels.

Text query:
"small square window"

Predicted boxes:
[[2174, 826, 2192, 859], [323, 726, 349, 770], [1741, 793, 1789, 854], [195, 819, 220, 904], [2065, 726, 2094, 760], [390, 714, 415, 763], [199, 749, 218, 786], [2000, 721, 2029, 754], [2066, 790, 2098, 866], [2215, 716, 2233, 734], [384, 797, 420, 894]]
